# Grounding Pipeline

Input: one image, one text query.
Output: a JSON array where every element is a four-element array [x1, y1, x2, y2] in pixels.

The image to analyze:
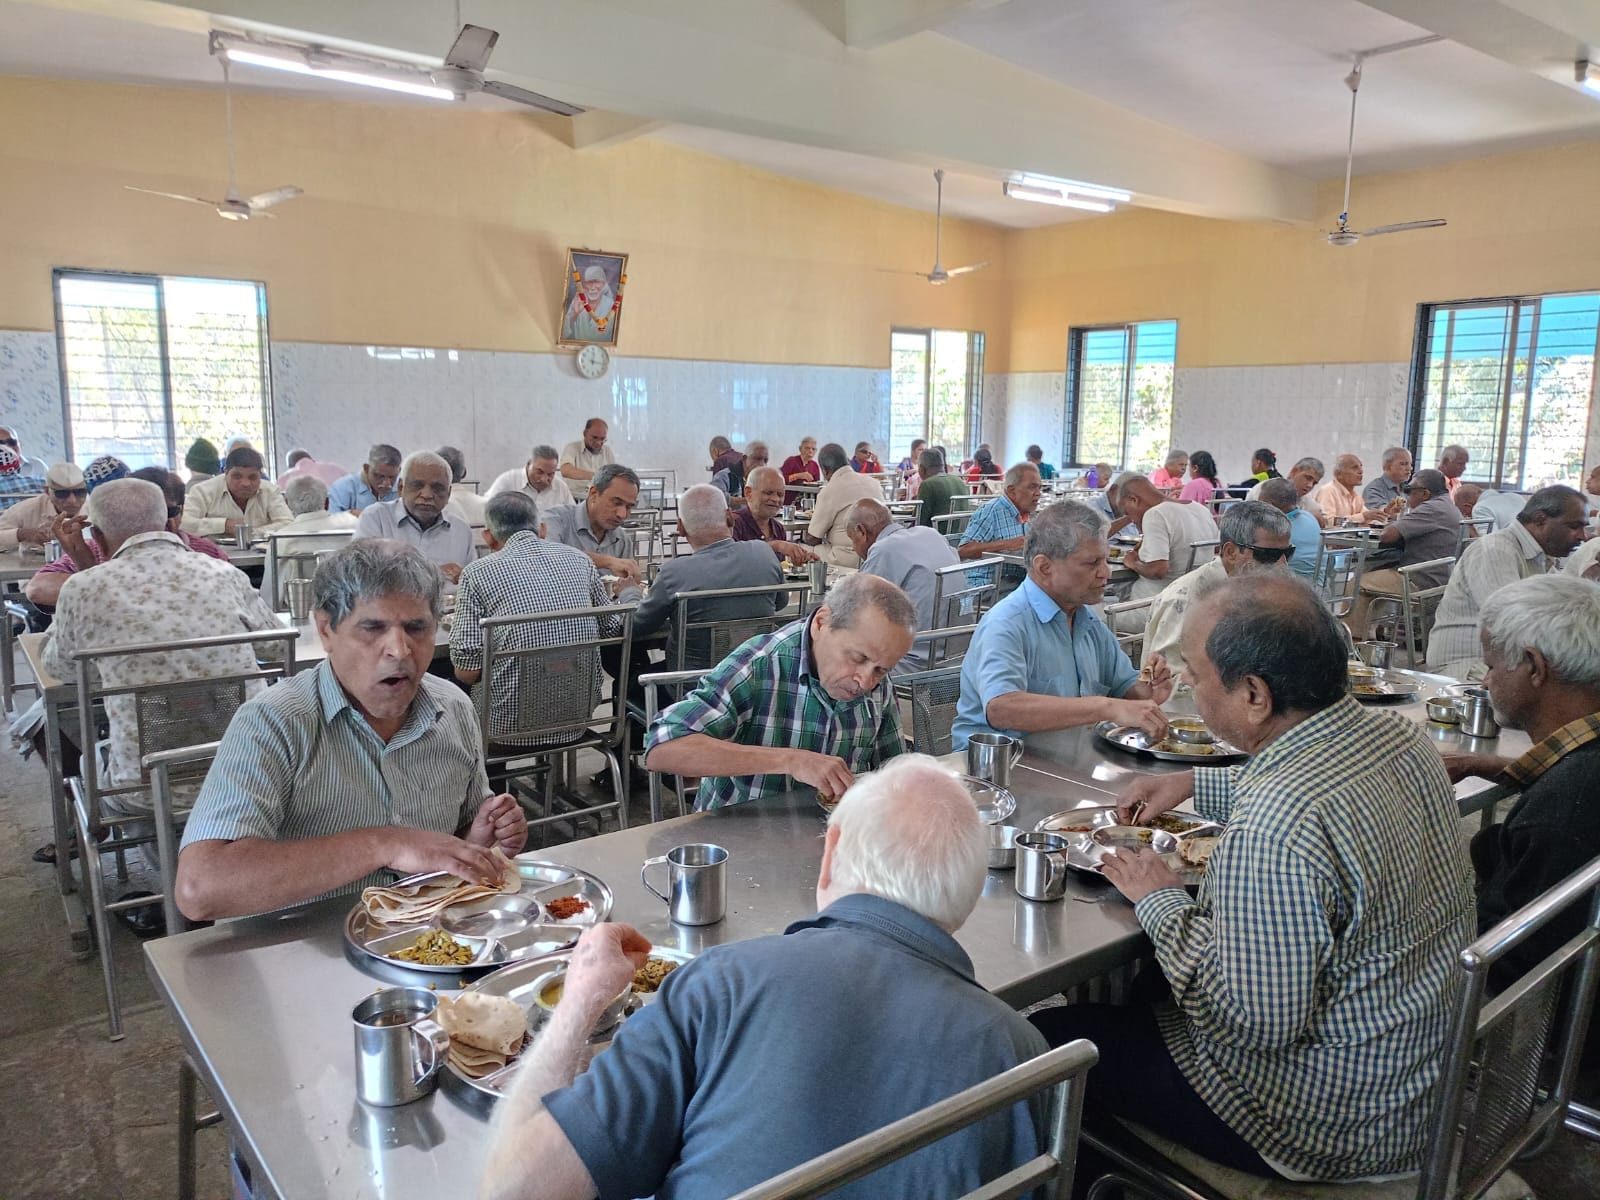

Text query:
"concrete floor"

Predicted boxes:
[[5, 659, 1600, 1198]]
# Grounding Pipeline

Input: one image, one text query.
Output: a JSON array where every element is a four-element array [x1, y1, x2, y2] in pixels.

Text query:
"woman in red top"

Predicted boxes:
[[965, 445, 1000, 482], [779, 436, 822, 505], [850, 442, 882, 473]]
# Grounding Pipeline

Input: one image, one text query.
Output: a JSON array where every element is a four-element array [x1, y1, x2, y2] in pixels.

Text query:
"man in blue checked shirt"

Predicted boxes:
[[1035, 574, 1474, 1183]]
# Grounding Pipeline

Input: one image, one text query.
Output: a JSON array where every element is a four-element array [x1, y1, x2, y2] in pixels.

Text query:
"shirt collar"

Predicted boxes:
[[111, 530, 184, 559], [1508, 520, 1545, 562], [315, 657, 443, 739], [1502, 712, 1600, 787], [786, 893, 975, 981], [1233, 695, 1362, 784], [399, 504, 452, 532], [1021, 576, 1064, 625]]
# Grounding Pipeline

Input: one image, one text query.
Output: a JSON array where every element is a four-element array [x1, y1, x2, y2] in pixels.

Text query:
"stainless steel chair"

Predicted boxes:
[[261, 528, 354, 610], [69, 627, 295, 1039], [671, 582, 810, 672], [1455, 517, 1495, 557], [887, 499, 923, 527], [1103, 597, 1156, 666], [933, 511, 974, 548], [1082, 854, 1600, 1200], [727, 1039, 1098, 1200], [1397, 557, 1456, 668], [143, 740, 222, 937], [1176, 537, 1220, 577], [913, 558, 1003, 668], [639, 668, 708, 822], [622, 507, 665, 582], [1313, 533, 1370, 620], [892, 666, 964, 756], [475, 605, 637, 843]]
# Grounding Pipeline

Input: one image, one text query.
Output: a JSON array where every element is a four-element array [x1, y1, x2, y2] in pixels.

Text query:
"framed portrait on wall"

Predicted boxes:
[[559, 249, 628, 348]]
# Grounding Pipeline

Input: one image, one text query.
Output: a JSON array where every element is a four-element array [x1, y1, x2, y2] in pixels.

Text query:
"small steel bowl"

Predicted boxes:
[[1425, 697, 1460, 725], [960, 776, 1018, 825], [530, 967, 633, 1030], [1346, 664, 1378, 682], [1167, 718, 1216, 745], [987, 824, 1021, 870]]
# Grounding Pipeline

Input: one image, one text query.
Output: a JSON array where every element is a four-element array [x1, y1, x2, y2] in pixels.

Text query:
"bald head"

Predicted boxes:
[[1116, 475, 1166, 524], [845, 498, 893, 562]]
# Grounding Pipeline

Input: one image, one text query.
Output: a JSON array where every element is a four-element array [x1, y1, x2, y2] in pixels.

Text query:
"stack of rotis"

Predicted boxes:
[[360, 849, 521, 926], [437, 992, 528, 1079]]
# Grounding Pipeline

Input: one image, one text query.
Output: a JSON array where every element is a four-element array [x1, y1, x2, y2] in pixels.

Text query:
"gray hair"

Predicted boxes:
[[1290, 456, 1325, 477], [485, 491, 539, 542], [285, 448, 311, 468], [436, 445, 468, 482], [530, 444, 559, 463], [745, 440, 769, 460], [313, 538, 442, 630], [1024, 499, 1107, 562], [1442, 443, 1469, 460], [917, 448, 943, 476], [1258, 477, 1299, 511], [827, 754, 987, 930], [709, 435, 733, 454], [678, 484, 729, 537], [1106, 471, 1141, 513], [1003, 461, 1041, 489], [1481, 574, 1600, 687], [1200, 575, 1348, 716], [367, 443, 402, 469], [1381, 446, 1411, 467], [1218, 500, 1291, 548], [846, 498, 892, 537], [1164, 449, 1188, 470], [745, 465, 784, 493], [592, 463, 640, 497], [1519, 484, 1585, 524], [400, 450, 451, 484], [818, 443, 849, 474], [822, 571, 917, 633], [86, 478, 166, 544], [282, 474, 329, 516]]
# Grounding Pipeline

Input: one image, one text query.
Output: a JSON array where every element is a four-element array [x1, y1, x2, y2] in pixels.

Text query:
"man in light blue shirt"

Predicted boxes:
[[353, 450, 475, 583], [952, 500, 1173, 750], [1259, 477, 1321, 578], [328, 443, 402, 514], [847, 498, 960, 675]]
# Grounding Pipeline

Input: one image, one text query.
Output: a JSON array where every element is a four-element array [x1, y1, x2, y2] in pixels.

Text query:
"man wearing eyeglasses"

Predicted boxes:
[[0, 460, 86, 551], [353, 450, 474, 584]]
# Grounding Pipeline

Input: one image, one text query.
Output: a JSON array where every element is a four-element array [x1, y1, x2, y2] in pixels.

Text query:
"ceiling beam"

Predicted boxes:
[[1359, 0, 1600, 89], [80, 0, 1316, 223], [563, 111, 664, 152], [836, 0, 1019, 50]]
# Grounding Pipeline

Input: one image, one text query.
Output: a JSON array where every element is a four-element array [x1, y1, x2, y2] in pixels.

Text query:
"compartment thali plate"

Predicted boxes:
[[443, 945, 697, 1101], [1093, 721, 1248, 764], [1034, 806, 1216, 883], [1347, 669, 1421, 704], [343, 857, 614, 976]]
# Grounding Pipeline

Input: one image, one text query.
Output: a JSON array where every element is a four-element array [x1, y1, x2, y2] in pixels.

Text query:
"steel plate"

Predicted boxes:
[[1093, 721, 1248, 764]]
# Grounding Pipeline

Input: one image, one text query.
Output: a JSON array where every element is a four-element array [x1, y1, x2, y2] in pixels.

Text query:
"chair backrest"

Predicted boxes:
[[623, 507, 665, 582], [671, 583, 809, 672], [1397, 556, 1456, 668], [639, 668, 708, 823], [1314, 532, 1370, 618], [727, 1039, 1098, 1200], [1418, 856, 1600, 1200], [932, 511, 973, 548], [1102, 597, 1155, 665], [262, 528, 355, 609], [1177, 537, 1220, 576], [1456, 517, 1496, 557], [918, 558, 1002, 667], [142, 739, 222, 935], [892, 666, 964, 756], [73, 628, 296, 819], [477, 604, 636, 748], [887, 500, 922, 528]]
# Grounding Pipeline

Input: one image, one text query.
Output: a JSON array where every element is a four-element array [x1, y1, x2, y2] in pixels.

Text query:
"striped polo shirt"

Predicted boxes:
[[182, 661, 491, 906]]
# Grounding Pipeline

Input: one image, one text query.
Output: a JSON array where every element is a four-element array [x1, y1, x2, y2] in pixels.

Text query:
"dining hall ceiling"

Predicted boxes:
[[3, 0, 1600, 229]]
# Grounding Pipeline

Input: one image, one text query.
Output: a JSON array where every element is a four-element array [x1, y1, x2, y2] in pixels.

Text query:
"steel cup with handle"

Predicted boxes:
[[351, 987, 452, 1107], [1014, 832, 1073, 902], [641, 843, 728, 925], [966, 732, 1024, 789]]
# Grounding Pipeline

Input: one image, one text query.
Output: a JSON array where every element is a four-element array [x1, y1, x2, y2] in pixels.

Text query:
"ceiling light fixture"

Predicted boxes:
[[213, 32, 456, 102], [1017, 174, 1131, 204], [1002, 181, 1114, 213], [1577, 60, 1600, 94]]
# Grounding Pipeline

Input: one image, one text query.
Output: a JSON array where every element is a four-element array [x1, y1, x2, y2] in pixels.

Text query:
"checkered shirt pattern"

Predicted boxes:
[[645, 616, 905, 809], [1501, 712, 1600, 788], [1134, 697, 1476, 1179]]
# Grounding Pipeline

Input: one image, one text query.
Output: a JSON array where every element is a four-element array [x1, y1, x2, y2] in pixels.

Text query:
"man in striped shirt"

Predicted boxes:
[[176, 539, 527, 920], [645, 573, 914, 808], [1032, 574, 1474, 1181]]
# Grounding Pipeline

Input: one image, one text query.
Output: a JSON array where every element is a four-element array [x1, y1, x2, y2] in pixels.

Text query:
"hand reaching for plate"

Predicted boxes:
[[1100, 847, 1184, 904], [1115, 770, 1195, 825], [564, 924, 652, 1018]]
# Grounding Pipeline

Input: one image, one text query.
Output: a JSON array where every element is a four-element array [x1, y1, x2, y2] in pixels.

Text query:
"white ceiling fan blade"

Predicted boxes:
[[944, 263, 990, 278], [247, 185, 303, 210], [480, 79, 584, 116], [1360, 219, 1447, 237], [125, 186, 221, 207], [445, 23, 498, 71]]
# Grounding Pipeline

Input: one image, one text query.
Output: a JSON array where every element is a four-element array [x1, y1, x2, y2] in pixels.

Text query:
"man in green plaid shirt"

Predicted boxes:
[[645, 574, 915, 809], [1032, 574, 1475, 1182]]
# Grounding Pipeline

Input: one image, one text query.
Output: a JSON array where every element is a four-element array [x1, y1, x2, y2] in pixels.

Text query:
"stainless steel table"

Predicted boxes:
[[18, 630, 90, 953], [145, 773, 1145, 1200], [1, 546, 44, 713]]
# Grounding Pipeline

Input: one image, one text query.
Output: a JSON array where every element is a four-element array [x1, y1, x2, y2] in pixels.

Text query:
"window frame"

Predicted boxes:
[[889, 325, 985, 460], [52, 267, 275, 469], [1064, 318, 1179, 469]]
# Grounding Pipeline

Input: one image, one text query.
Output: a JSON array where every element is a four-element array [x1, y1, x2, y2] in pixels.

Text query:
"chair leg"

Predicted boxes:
[[1566, 1100, 1600, 1142], [178, 1057, 199, 1200], [75, 799, 123, 1041], [613, 749, 629, 830]]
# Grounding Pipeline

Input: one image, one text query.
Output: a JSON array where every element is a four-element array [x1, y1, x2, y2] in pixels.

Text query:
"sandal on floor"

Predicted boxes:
[[31, 841, 79, 865], [112, 892, 166, 939]]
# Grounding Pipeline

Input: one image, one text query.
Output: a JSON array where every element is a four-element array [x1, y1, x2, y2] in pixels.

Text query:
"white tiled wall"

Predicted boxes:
[[0, 330, 65, 462]]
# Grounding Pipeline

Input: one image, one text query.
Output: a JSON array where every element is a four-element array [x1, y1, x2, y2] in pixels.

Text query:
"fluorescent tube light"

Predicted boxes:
[[1002, 181, 1113, 212], [220, 44, 456, 101], [1017, 174, 1132, 203], [1578, 60, 1600, 94]]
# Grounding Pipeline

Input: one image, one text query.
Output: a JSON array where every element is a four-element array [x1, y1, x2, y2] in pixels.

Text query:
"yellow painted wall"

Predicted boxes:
[[0, 75, 1010, 368], [1006, 139, 1600, 372]]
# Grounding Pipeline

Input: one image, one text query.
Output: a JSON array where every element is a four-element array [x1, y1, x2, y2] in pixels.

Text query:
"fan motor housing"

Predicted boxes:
[[430, 66, 482, 97], [1327, 230, 1361, 247]]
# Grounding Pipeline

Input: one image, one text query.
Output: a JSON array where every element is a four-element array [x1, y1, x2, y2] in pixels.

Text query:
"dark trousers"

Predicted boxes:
[[1029, 1003, 1283, 1187]]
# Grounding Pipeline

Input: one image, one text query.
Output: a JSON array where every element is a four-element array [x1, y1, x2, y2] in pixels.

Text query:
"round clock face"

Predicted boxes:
[[576, 344, 610, 379]]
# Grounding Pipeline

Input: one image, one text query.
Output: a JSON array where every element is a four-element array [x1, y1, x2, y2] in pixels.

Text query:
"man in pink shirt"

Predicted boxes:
[[1437, 444, 1470, 495], [278, 448, 348, 489]]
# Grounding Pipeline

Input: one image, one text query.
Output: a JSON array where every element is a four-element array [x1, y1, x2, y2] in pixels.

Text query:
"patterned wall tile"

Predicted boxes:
[[0, 330, 66, 463]]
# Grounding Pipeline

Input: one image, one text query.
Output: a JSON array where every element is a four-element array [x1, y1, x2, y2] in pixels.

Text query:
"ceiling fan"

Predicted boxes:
[[125, 60, 302, 221], [1326, 47, 1446, 247], [895, 169, 989, 284], [429, 21, 583, 116]]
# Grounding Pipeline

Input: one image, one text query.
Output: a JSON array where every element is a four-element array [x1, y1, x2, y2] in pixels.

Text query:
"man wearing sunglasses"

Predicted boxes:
[[0, 460, 86, 551]]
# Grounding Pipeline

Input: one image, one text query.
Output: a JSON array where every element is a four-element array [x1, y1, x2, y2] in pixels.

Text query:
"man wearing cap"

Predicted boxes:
[[84, 455, 131, 491], [1351, 468, 1462, 635], [0, 425, 53, 481], [0, 445, 46, 512], [0, 461, 84, 550]]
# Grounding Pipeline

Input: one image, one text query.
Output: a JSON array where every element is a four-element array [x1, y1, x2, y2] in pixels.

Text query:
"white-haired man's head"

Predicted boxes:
[[86, 477, 167, 553], [818, 754, 986, 931], [282, 474, 329, 516], [1480, 573, 1600, 732], [678, 483, 731, 546]]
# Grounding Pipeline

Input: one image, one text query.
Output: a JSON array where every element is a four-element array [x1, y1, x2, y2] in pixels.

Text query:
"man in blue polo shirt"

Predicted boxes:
[[953, 499, 1172, 749], [479, 754, 1053, 1200]]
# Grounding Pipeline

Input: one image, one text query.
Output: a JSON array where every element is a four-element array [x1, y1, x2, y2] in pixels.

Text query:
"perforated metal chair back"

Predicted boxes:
[[892, 666, 964, 756], [477, 604, 636, 750], [1314, 533, 1370, 618], [727, 1039, 1098, 1200], [1456, 517, 1496, 557], [672, 583, 809, 672], [639, 668, 708, 822], [262, 529, 354, 608], [1102, 597, 1155, 666], [1397, 557, 1456, 669]]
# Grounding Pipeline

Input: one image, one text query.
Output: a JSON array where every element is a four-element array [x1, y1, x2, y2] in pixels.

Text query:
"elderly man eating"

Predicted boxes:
[[731, 464, 816, 563], [953, 501, 1172, 749], [542, 463, 642, 583], [180, 445, 292, 539], [1363, 446, 1413, 514], [481, 754, 1050, 1200], [328, 443, 402, 515], [802, 442, 886, 568], [847, 497, 960, 675], [1116, 475, 1218, 603], [354, 450, 475, 584], [958, 461, 1041, 562], [176, 540, 527, 920], [486, 444, 573, 518], [0, 461, 86, 551], [560, 418, 615, 498], [1031, 574, 1474, 1182], [1313, 454, 1384, 525], [646, 573, 913, 808]]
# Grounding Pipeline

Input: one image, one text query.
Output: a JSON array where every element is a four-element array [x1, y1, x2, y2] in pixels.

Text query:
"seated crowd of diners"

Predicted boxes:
[[8, 414, 1600, 1197]]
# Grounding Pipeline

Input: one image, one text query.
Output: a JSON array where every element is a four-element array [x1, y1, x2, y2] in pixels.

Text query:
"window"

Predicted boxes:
[[889, 328, 985, 463], [54, 270, 272, 471], [1409, 293, 1599, 491], [1065, 320, 1177, 473]]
